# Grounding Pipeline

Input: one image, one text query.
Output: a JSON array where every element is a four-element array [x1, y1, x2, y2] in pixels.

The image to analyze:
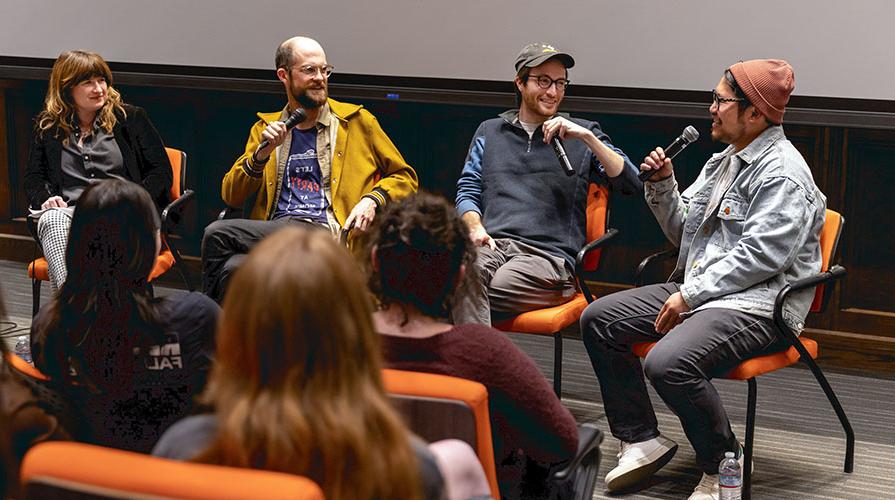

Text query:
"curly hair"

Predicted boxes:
[[37, 50, 126, 144], [367, 192, 476, 320]]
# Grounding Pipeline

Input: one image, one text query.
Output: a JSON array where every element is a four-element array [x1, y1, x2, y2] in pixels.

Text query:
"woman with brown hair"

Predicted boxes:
[[24, 49, 172, 292], [153, 226, 443, 499], [30, 179, 218, 453], [369, 192, 579, 499]]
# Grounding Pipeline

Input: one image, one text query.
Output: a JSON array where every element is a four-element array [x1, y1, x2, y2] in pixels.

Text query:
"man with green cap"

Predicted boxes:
[[454, 42, 641, 326]]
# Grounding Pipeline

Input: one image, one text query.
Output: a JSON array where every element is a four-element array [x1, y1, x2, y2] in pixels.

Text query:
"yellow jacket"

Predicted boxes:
[[221, 98, 417, 224]]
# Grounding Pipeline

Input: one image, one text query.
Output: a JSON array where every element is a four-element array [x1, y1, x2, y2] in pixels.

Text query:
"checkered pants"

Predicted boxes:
[[37, 208, 73, 292]]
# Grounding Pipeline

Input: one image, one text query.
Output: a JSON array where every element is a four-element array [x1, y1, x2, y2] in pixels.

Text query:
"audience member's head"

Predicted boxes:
[[368, 192, 474, 320], [35, 179, 163, 387], [197, 226, 423, 499], [38, 50, 125, 140]]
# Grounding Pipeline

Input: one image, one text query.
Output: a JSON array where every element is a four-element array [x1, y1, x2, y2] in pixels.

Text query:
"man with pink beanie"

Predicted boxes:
[[581, 60, 826, 499]]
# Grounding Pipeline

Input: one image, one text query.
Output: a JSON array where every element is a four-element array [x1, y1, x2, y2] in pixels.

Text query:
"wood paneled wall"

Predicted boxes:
[[2, 66, 893, 370]]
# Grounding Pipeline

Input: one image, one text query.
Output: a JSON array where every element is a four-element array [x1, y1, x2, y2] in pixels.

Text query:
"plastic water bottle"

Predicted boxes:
[[719, 451, 742, 500], [14, 335, 32, 364]]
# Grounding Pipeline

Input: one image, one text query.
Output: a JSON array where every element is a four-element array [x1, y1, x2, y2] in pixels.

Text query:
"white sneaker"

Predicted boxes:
[[605, 435, 678, 492], [688, 473, 719, 500]]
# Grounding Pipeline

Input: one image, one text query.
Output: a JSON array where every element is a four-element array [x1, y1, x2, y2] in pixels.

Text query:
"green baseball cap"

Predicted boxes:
[[514, 43, 575, 72]]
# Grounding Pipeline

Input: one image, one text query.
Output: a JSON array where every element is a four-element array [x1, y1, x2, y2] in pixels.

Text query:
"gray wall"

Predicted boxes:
[[2, 0, 892, 100]]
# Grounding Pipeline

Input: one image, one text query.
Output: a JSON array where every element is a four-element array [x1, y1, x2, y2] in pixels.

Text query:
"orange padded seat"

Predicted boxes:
[[21, 441, 323, 499], [29, 249, 176, 284], [494, 294, 588, 334], [632, 336, 819, 381]]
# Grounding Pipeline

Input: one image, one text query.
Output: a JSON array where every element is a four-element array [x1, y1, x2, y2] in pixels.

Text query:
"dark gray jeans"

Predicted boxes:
[[201, 217, 320, 303], [452, 238, 578, 326], [580, 283, 785, 473]]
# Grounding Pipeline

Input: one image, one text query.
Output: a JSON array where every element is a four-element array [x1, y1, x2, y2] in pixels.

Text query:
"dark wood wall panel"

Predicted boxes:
[[828, 129, 895, 338], [2, 69, 894, 358]]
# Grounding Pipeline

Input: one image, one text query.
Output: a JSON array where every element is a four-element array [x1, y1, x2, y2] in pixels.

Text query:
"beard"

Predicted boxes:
[[295, 86, 327, 109]]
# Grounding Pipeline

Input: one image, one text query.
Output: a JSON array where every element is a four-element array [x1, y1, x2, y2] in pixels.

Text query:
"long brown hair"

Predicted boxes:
[[37, 50, 125, 143], [34, 179, 164, 391], [197, 226, 423, 499]]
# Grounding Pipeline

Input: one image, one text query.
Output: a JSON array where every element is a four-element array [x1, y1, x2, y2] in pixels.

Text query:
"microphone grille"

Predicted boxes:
[[682, 125, 700, 143], [284, 108, 307, 128]]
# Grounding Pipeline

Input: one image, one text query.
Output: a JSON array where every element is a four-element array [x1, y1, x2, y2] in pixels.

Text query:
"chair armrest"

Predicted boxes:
[[634, 248, 679, 287], [772, 265, 846, 341], [551, 423, 603, 483], [575, 228, 619, 303], [161, 190, 195, 235]]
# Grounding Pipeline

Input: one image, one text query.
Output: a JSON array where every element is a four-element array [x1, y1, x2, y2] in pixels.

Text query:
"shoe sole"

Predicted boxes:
[[605, 443, 679, 492]]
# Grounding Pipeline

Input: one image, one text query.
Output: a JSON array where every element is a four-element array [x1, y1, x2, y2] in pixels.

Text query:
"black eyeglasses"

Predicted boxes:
[[712, 89, 744, 107], [527, 74, 570, 91]]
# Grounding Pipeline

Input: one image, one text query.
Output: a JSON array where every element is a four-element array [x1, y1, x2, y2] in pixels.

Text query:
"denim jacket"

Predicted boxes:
[[645, 125, 826, 332]]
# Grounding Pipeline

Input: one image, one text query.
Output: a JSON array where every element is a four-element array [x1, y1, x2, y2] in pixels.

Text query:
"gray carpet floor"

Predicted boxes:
[[1, 259, 890, 499]]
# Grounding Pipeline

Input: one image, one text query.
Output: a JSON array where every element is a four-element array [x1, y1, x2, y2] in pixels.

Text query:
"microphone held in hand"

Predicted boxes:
[[639, 125, 700, 181], [258, 108, 307, 150], [551, 136, 576, 176]]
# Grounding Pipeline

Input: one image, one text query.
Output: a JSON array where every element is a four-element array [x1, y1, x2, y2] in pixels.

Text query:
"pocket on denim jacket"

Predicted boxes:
[[712, 196, 748, 250]]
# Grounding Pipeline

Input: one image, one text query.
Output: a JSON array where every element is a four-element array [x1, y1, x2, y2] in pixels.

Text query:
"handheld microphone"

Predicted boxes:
[[639, 125, 700, 181], [258, 108, 307, 150], [551, 136, 575, 176]]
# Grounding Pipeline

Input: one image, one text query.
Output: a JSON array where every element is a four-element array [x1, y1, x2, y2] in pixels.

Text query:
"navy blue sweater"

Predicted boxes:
[[456, 110, 641, 267]]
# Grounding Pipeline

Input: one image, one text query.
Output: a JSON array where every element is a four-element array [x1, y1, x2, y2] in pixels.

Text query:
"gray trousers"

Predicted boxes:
[[580, 283, 785, 474], [201, 217, 319, 303], [452, 238, 577, 326]]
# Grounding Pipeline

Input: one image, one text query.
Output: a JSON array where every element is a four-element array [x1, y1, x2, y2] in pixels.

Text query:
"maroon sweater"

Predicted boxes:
[[380, 324, 578, 467]]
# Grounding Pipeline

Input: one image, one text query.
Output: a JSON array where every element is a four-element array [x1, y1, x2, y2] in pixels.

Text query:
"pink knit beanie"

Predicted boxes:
[[728, 59, 795, 124]]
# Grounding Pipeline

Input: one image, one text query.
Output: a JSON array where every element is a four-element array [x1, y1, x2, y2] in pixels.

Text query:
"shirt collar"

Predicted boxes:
[[69, 114, 101, 137], [281, 102, 333, 130]]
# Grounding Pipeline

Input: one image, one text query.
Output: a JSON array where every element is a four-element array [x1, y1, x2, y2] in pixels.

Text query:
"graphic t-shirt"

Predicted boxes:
[[274, 127, 328, 223]]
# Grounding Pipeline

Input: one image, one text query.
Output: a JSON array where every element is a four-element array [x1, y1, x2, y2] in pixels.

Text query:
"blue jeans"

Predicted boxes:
[[580, 283, 785, 473]]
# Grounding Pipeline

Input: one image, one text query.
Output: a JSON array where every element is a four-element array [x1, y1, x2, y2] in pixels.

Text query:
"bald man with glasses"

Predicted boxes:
[[201, 36, 417, 303], [453, 42, 641, 326]]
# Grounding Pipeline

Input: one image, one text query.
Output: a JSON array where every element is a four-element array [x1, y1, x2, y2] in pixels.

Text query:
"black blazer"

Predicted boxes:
[[24, 104, 173, 210]]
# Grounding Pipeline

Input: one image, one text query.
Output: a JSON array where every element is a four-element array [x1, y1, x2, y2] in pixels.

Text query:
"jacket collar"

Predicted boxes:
[[256, 98, 362, 127], [706, 124, 786, 169]]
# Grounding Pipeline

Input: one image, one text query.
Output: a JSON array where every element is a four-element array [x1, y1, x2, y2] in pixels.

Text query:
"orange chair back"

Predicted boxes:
[[165, 147, 187, 202], [583, 183, 610, 272], [812, 209, 844, 312], [381, 369, 500, 499], [21, 441, 323, 500], [3, 351, 50, 381]]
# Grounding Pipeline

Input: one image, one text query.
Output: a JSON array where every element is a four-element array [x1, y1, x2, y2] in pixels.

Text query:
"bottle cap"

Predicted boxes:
[[725, 452, 735, 458]]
